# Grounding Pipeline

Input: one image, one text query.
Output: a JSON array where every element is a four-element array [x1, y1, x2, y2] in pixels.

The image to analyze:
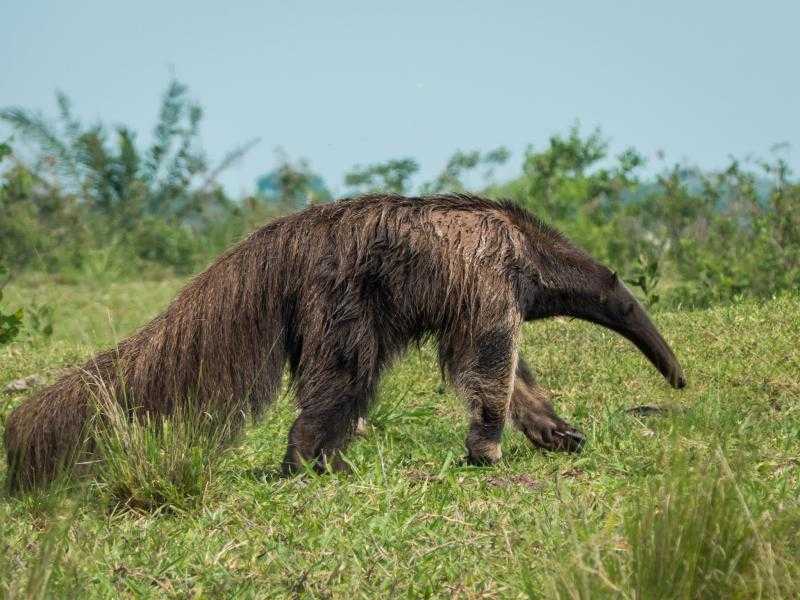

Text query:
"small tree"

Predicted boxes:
[[521, 125, 643, 223], [420, 147, 510, 194], [256, 150, 332, 208], [344, 158, 420, 195], [343, 147, 509, 197], [1, 78, 258, 224]]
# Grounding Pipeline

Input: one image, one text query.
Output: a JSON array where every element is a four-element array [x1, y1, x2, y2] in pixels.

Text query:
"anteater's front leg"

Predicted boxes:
[[510, 357, 585, 452], [444, 325, 520, 466]]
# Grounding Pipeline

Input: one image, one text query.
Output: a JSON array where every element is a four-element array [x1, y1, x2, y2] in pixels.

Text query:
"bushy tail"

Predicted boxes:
[[4, 370, 96, 492], [4, 229, 290, 492]]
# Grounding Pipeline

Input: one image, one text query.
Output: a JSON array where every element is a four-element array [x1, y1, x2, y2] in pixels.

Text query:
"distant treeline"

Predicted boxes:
[[1, 78, 798, 309]]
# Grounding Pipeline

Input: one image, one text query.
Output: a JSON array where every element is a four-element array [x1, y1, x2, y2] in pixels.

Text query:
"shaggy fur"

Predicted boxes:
[[4, 194, 685, 490]]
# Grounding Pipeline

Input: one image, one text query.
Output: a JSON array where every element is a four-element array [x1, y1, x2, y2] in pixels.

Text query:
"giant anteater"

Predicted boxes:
[[4, 194, 685, 490]]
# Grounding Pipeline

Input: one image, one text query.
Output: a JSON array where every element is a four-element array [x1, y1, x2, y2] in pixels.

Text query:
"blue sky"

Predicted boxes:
[[2, 1, 798, 195]]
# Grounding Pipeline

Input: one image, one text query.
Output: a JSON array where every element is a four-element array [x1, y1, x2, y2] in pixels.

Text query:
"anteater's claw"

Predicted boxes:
[[552, 427, 586, 452]]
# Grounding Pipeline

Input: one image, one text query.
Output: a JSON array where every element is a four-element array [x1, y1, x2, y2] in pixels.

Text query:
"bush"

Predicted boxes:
[[0, 143, 25, 345], [0, 263, 23, 346], [129, 218, 201, 275], [496, 128, 800, 309]]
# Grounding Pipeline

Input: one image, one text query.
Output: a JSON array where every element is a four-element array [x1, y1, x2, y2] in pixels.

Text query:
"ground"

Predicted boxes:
[[1, 277, 798, 598]]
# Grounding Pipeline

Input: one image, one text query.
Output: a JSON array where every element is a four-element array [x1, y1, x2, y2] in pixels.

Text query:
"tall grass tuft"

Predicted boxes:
[[545, 446, 799, 599], [90, 380, 244, 513]]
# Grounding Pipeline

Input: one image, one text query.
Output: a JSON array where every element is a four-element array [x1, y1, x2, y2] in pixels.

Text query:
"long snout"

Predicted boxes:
[[621, 305, 686, 389], [580, 284, 686, 388]]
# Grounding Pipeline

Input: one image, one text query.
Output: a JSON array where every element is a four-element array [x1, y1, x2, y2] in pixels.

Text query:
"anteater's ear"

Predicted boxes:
[[608, 270, 619, 285]]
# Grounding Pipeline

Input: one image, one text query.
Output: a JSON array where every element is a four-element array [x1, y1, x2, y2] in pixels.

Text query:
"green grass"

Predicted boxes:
[[1, 277, 799, 598]]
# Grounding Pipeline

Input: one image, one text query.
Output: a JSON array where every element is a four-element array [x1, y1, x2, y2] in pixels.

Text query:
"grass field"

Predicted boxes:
[[1, 278, 799, 598]]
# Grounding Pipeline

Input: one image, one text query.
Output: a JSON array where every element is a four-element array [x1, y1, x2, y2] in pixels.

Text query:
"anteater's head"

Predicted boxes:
[[512, 212, 686, 389], [570, 270, 686, 390]]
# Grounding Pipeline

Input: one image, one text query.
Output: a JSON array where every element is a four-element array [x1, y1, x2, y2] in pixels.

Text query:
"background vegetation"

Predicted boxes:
[[2, 79, 798, 311]]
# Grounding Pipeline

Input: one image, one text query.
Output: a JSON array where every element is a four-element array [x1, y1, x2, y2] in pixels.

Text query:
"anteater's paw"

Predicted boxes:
[[320, 453, 352, 475], [280, 452, 352, 476], [523, 418, 585, 453], [465, 452, 502, 467], [465, 440, 503, 466]]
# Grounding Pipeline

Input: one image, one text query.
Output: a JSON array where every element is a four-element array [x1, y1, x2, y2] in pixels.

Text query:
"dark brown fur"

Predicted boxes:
[[4, 194, 685, 490]]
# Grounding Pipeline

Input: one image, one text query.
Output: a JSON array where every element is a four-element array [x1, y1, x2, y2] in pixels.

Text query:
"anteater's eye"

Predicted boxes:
[[624, 303, 635, 316]]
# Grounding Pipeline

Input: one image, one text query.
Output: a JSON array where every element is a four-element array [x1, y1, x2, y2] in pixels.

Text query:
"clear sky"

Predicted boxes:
[[2, 1, 798, 196]]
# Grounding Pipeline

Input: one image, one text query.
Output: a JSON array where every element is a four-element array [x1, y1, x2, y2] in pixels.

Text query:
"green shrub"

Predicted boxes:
[[129, 218, 201, 275], [497, 128, 800, 309], [0, 264, 23, 345], [0, 144, 25, 345], [25, 302, 54, 340]]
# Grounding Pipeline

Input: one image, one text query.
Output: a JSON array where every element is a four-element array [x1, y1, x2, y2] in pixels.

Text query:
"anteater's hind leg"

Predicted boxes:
[[443, 324, 520, 466], [510, 357, 585, 452], [281, 369, 373, 475]]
